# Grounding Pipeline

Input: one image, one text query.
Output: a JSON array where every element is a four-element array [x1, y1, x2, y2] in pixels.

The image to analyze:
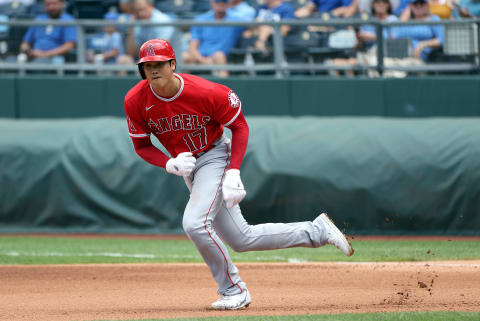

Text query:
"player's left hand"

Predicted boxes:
[[222, 169, 246, 208]]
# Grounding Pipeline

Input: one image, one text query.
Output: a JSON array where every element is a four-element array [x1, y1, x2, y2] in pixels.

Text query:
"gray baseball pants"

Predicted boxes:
[[182, 134, 328, 296]]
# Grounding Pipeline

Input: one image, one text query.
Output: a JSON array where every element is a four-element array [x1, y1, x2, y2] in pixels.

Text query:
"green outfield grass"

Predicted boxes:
[[0, 236, 479, 265], [96, 312, 480, 321]]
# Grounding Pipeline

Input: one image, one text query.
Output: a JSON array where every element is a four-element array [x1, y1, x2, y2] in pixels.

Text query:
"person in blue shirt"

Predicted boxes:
[[88, 12, 125, 64], [247, 0, 296, 53], [328, 0, 398, 77], [392, 0, 443, 61], [228, 0, 256, 21], [295, 0, 357, 18], [125, 0, 174, 58], [19, 0, 76, 63], [182, 0, 244, 77]]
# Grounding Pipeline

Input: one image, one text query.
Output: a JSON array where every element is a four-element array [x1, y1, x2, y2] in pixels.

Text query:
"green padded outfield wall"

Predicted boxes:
[[2, 76, 480, 117], [0, 117, 479, 235], [0, 77, 16, 118]]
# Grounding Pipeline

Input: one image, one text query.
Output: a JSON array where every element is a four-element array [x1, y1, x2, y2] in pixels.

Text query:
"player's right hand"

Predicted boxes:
[[166, 152, 197, 177]]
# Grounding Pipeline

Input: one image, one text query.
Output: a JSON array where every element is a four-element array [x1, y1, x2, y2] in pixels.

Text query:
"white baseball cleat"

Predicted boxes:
[[315, 213, 354, 256], [211, 289, 251, 310]]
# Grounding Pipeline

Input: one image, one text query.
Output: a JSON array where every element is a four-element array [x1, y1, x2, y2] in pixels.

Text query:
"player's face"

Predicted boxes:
[[143, 60, 175, 86]]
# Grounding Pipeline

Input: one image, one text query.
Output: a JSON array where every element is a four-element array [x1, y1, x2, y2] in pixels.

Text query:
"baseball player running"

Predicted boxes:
[[124, 39, 354, 310]]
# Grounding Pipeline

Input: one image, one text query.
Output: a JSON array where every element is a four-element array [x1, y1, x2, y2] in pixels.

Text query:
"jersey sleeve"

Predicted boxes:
[[124, 97, 150, 139], [210, 84, 243, 127]]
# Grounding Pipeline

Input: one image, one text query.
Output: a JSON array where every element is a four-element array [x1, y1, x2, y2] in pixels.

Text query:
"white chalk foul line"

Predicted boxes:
[[2, 251, 200, 259], [2, 251, 307, 262]]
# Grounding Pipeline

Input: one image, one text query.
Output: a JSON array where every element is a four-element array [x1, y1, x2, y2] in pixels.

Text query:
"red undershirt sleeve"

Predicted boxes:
[[131, 137, 170, 168], [226, 112, 249, 170]]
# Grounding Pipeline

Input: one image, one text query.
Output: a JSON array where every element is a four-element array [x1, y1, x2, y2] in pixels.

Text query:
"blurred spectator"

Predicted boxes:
[[228, 0, 256, 20], [400, 0, 459, 19], [455, 0, 479, 17], [329, 0, 397, 76], [393, 0, 443, 61], [295, 0, 357, 18], [355, 0, 403, 14], [182, 0, 244, 77], [243, 0, 296, 54], [428, 0, 456, 18], [86, 11, 125, 64], [0, 0, 34, 17], [120, 0, 173, 63], [0, 14, 7, 34], [19, 0, 76, 63], [118, 0, 134, 14], [393, 0, 412, 16]]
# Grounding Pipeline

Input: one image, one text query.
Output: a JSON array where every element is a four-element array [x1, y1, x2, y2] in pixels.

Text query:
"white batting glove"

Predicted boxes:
[[166, 152, 196, 177], [222, 169, 246, 208]]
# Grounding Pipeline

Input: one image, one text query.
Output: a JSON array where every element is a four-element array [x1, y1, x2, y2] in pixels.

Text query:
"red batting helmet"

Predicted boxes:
[[137, 39, 176, 79]]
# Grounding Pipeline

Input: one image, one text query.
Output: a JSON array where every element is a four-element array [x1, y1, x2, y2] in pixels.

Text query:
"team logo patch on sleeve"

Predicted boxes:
[[127, 116, 137, 132], [228, 90, 241, 109]]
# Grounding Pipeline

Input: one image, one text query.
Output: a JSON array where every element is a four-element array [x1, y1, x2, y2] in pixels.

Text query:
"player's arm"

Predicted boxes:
[[226, 112, 249, 170], [131, 137, 196, 176], [125, 98, 172, 169], [222, 112, 249, 208], [131, 136, 170, 168]]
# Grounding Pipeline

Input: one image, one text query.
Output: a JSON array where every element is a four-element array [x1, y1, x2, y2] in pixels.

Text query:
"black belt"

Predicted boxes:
[[193, 143, 216, 158], [192, 133, 227, 158]]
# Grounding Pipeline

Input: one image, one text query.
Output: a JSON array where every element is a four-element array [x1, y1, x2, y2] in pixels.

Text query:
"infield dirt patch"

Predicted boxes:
[[0, 261, 479, 321]]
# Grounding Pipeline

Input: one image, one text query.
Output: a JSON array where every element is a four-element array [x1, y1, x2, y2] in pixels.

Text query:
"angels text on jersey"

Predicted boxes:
[[148, 114, 211, 152]]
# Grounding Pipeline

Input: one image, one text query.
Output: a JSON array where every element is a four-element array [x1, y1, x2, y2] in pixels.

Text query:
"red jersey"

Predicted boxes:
[[124, 73, 242, 158]]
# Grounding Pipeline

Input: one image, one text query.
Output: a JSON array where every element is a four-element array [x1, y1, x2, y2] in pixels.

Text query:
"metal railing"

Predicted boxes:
[[0, 18, 479, 77]]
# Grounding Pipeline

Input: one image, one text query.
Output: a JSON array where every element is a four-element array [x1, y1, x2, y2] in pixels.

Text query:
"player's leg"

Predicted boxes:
[[213, 197, 353, 256], [182, 144, 247, 298]]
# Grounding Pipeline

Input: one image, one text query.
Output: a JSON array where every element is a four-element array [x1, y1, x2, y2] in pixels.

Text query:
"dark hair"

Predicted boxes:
[[371, 0, 392, 15], [138, 60, 175, 79], [409, 0, 429, 19]]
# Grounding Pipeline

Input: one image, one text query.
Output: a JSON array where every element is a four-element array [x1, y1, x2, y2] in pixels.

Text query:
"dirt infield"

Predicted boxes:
[[1, 261, 479, 321]]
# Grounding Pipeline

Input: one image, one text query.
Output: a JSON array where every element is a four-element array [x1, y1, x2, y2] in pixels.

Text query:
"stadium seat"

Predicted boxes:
[[193, 0, 210, 13], [228, 36, 257, 76], [69, 0, 107, 19], [283, 29, 321, 75], [0, 1, 32, 18], [155, 0, 195, 18], [28, 0, 45, 16]]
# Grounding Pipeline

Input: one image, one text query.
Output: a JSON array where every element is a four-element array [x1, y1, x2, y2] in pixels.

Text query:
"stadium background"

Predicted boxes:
[[1, 0, 480, 236]]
